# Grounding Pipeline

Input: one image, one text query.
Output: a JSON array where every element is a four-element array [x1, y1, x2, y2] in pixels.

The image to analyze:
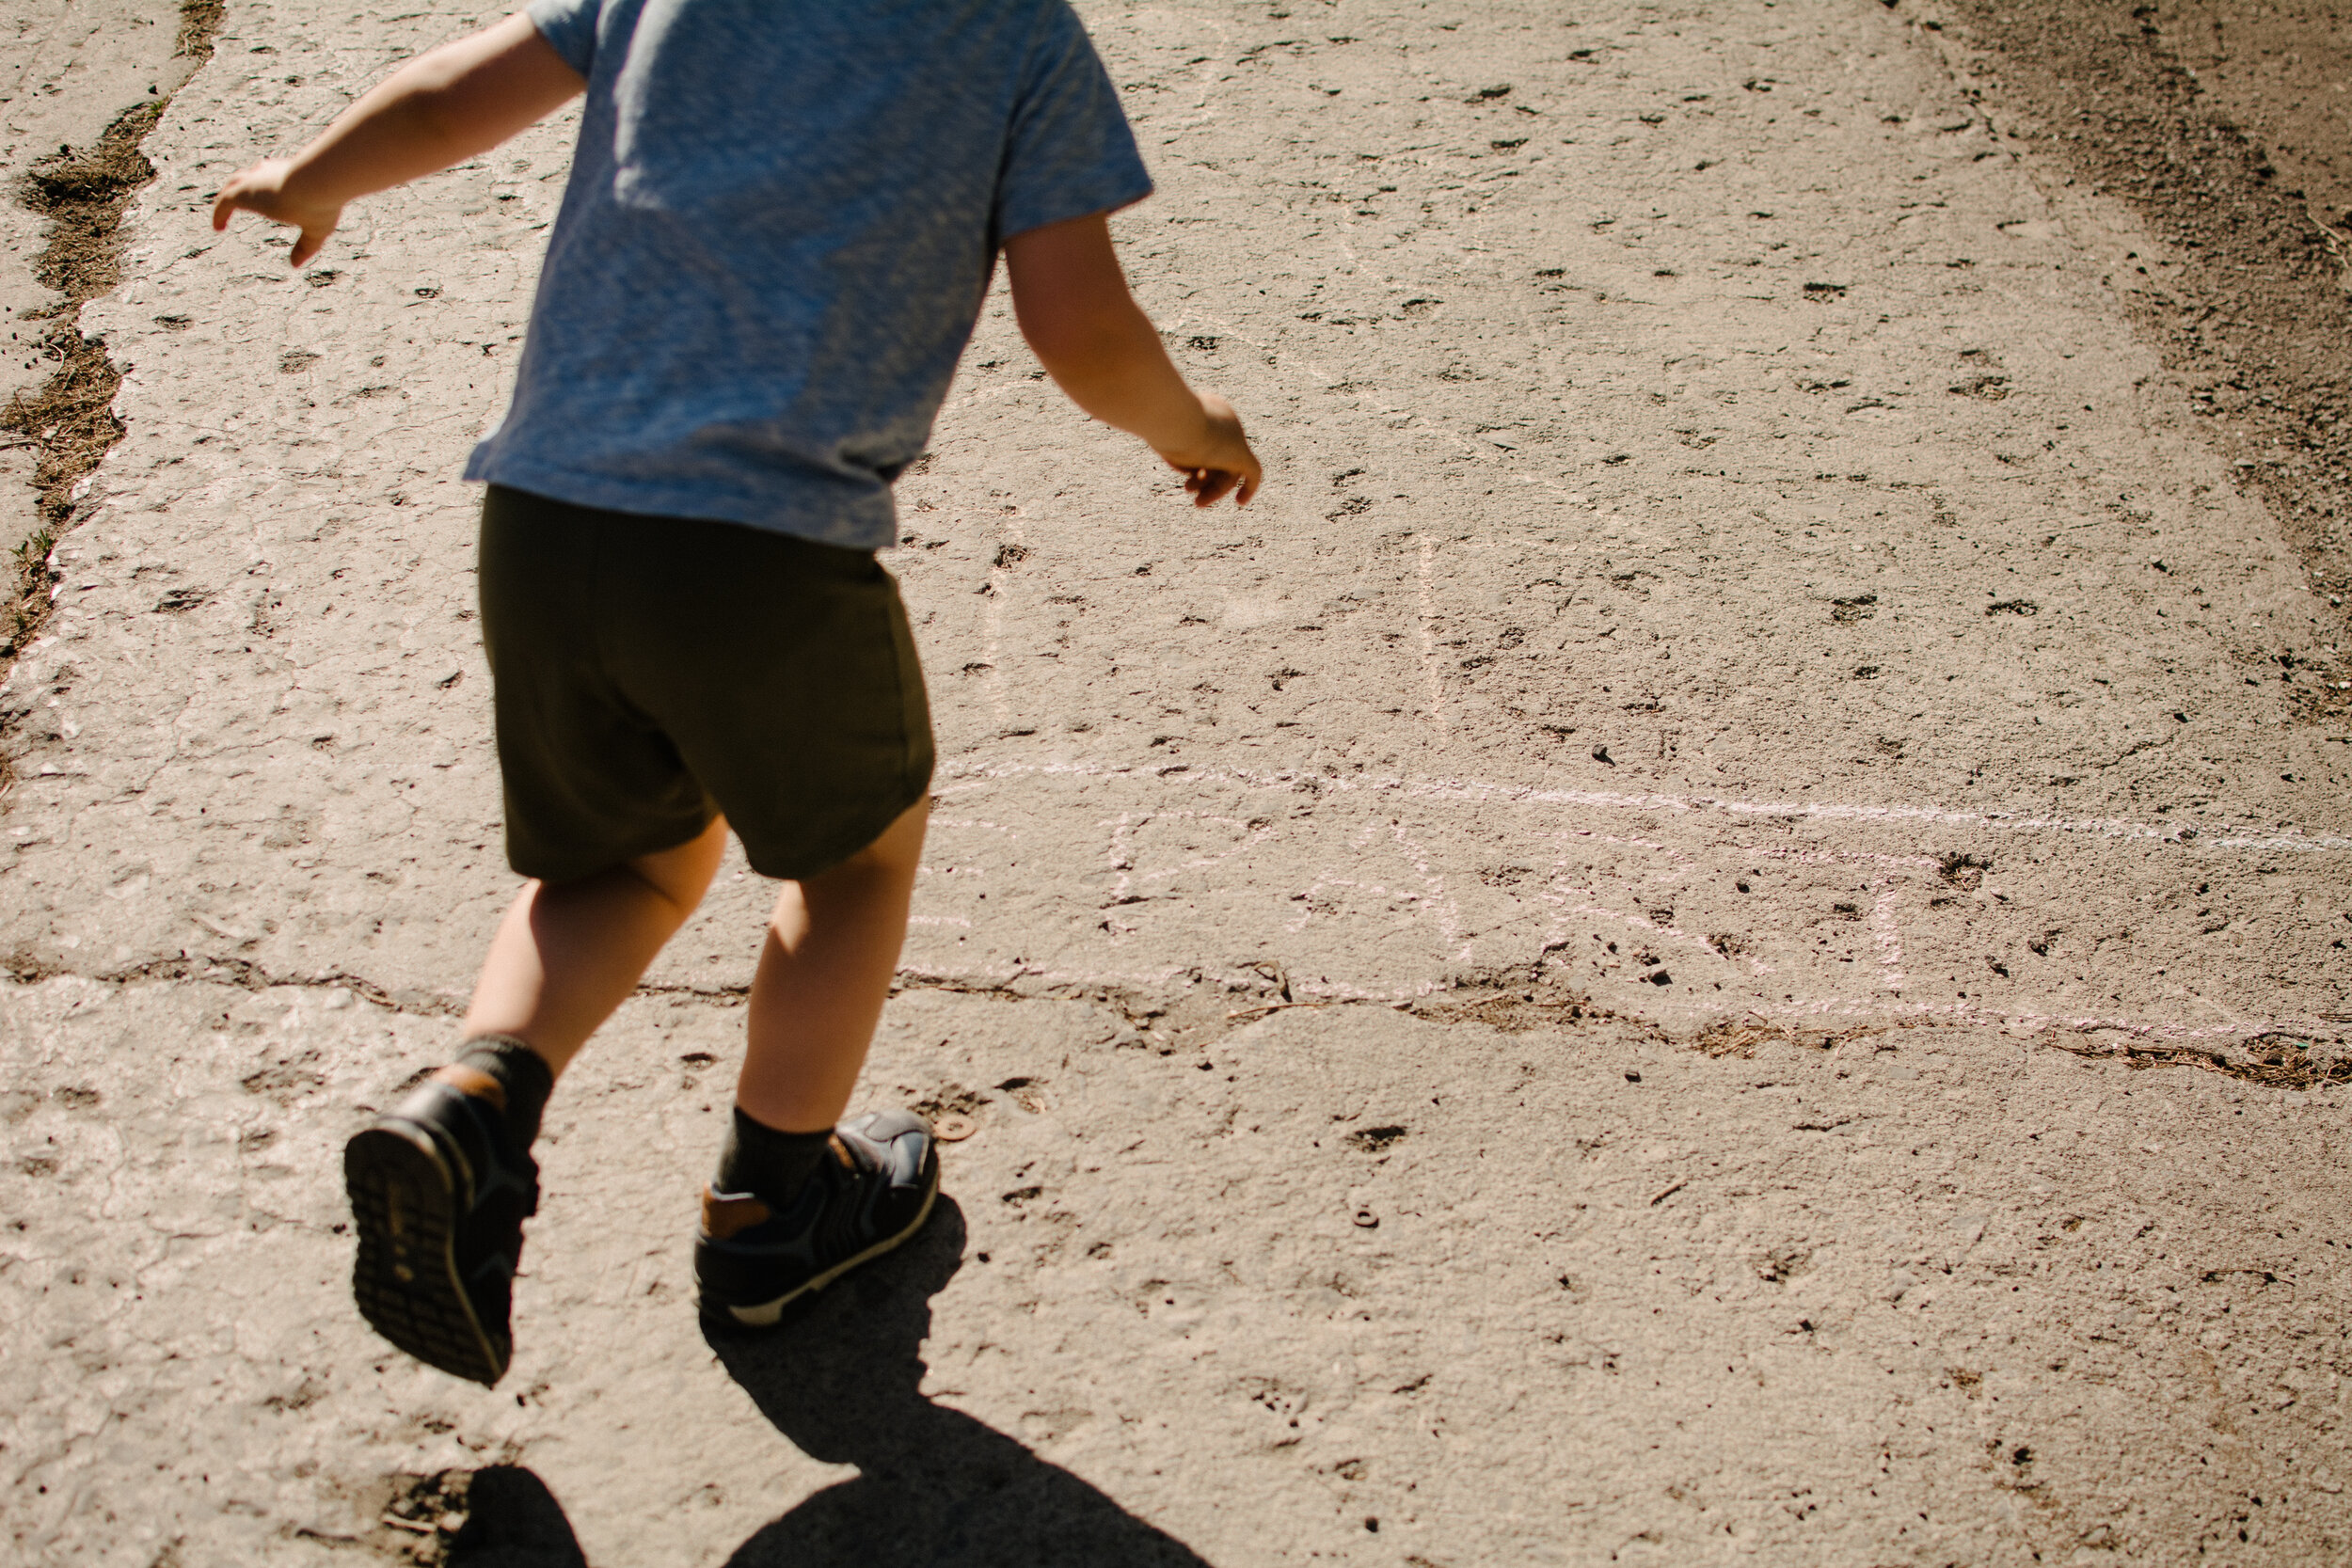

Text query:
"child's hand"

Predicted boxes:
[[212, 159, 344, 267], [1002, 215, 1264, 503], [203, 16, 581, 272], [1155, 393, 1263, 507]]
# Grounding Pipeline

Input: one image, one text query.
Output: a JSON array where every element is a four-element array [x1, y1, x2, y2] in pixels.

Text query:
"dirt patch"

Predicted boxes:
[[909, 1081, 993, 1120], [2047, 1028, 2352, 1089], [0, 0, 220, 677], [1931, 0, 2352, 722], [1406, 970, 1623, 1034], [0, 945, 455, 1016], [315, 1465, 587, 1564], [2159, 0, 2352, 228], [3, 102, 159, 550], [1691, 1019, 1881, 1058], [173, 0, 223, 60], [3, 526, 56, 663]]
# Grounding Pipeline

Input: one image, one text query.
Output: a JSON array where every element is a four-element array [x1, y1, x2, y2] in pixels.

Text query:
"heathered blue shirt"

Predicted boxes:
[[465, 0, 1152, 547]]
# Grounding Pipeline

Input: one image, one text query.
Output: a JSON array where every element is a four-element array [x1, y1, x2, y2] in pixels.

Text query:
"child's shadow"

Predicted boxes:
[[707, 1196, 1210, 1566], [447, 1199, 1208, 1567]]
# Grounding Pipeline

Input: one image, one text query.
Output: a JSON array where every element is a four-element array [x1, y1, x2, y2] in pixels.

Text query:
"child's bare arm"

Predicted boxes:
[[1004, 214, 1262, 507], [212, 13, 583, 266]]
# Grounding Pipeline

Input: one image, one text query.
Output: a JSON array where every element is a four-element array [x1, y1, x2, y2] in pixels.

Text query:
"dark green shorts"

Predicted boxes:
[[478, 484, 933, 883]]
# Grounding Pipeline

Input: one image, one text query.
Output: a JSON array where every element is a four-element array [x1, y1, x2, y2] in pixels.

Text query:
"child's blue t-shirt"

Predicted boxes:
[[464, 0, 1152, 547]]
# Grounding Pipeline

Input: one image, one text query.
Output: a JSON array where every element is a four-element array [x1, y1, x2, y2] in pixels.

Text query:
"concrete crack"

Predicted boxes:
[[2, 950, 458, 1016], [2044, 1032, 2351, 1092]]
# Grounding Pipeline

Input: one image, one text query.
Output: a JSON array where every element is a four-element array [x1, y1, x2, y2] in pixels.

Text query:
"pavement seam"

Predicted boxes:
[[17, 958, 2341, 1092], [0, 0, 220, 711], [1, 950, 457, 1015]]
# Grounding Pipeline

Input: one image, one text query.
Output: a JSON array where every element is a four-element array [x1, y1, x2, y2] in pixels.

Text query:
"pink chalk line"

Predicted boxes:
[[933, 758, 2352, 855], [895, 955, 2344, 1052]]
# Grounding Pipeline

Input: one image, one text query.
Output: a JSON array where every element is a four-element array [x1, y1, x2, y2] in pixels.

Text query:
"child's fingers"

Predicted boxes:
[[1187, 467, 1240, 507], [1186, 458, 1260, 507]]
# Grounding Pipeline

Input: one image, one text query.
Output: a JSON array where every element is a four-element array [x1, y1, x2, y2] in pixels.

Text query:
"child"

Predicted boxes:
[[213, 0, 1262, 1386]]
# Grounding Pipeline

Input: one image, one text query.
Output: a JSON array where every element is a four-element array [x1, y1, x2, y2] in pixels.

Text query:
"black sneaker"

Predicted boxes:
[[344, 1065, 540, 1386], [695, 1109, 940, 1326]]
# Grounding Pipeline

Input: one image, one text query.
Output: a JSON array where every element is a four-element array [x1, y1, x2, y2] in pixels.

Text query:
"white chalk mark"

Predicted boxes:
[[1570, 830, 1700, 866], [913, 756, 2344, 1045], [978, 513, 1025, 726], [1417, 535, 1445, 736], [1101, 811, 1137, 905], [1751, 845, 1942, 871], [894, 954, 2330, 1048], [1552, 898, 1719, 959], [1280, 818, 1468, 959], [1872, 881, 1907, 992], [932, 756, 2352, 856], [1391, 813, 1470, 961]]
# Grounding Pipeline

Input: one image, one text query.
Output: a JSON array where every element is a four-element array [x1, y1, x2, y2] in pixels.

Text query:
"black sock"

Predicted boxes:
[[455, 1036, 555, 1148], [714, 1107, 833, 1207]]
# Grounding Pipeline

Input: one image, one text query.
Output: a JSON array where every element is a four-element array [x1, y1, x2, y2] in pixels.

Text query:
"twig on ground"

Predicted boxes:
[[1225, 999, 1338, 1022], [2308, 204, 2352, 293]]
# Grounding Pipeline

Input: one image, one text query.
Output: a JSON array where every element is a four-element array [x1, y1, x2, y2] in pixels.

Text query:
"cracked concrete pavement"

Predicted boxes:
[[3, 1, 2349, 1564]]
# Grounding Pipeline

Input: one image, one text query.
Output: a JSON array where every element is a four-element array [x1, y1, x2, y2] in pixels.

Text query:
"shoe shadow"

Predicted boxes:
[[441, 1465, 591, 1567], [707, 1196, 1213, 1568]]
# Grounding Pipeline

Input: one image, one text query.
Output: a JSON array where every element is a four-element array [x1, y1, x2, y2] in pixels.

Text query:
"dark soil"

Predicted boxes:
[[1, 100, 159, 545], [0, 0, 222, 671], [1929, 0, 2352, 724]]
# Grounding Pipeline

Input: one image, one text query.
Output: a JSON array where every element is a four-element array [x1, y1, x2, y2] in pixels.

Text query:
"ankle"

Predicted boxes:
[[450, 1035, 556, 1147], [714, 1105, 834, 1206]]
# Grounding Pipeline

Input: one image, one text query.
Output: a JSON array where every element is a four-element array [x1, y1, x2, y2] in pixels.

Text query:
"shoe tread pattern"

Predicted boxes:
[[345, 1124, 508, 1386]]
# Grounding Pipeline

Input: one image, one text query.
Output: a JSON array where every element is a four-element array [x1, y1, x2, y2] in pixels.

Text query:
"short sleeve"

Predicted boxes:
[[993, 3, 1153, 245], [526, 0, 601, 77]]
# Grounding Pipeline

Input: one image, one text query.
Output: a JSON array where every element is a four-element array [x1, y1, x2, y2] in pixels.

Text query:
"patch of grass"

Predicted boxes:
[[1, 329, 124, 526], [21, 100, 161, 301], [174, 0, 224, 60], [3, 525, 57, 658]]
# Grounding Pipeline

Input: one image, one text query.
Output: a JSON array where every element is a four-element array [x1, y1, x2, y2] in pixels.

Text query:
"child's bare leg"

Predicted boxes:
[[463, 815, 731, 1074], [346, 820, 726, 1385], [695, 798, 934, 1324], [735, 798, 930, 1132]]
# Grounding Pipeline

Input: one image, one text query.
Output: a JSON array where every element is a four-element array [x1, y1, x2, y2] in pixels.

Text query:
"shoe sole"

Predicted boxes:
[[707, 1164, 941, 1329], [345, 1121, 508, 1386]]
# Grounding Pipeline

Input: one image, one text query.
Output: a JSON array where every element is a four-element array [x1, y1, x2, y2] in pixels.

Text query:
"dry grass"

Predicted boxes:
[[1692, 1019, 1881, 1058], [1, 327, 125, 531], [174, 0, 224, 61], [22, 100, 161, 301], [5, 525, 57, 654], [3, 97, 160, 534], [2046, 1031, 2352, 1090]]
